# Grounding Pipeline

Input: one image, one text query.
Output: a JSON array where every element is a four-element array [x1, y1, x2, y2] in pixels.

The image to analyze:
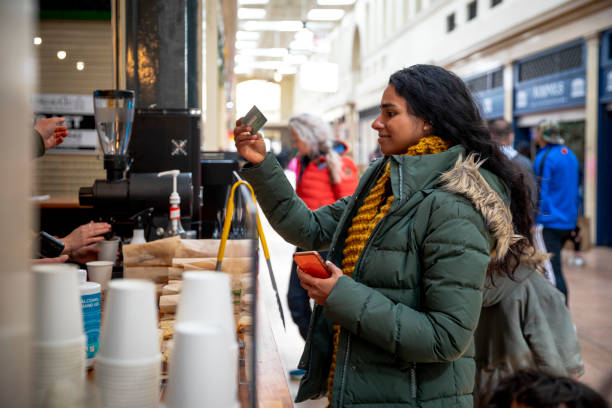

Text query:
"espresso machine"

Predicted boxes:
[[79, 90, 194, 241]]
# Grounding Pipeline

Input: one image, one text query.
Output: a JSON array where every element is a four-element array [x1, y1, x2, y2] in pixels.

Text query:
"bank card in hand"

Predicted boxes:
[[243, 105, 267, 135]]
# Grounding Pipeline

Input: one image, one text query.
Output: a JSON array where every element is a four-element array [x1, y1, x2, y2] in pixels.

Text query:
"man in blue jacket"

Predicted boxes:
[[534, 120, 579, 304]]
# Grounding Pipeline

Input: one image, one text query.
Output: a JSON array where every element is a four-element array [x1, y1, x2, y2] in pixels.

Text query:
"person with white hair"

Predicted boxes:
[[286, 113, 359, 348]]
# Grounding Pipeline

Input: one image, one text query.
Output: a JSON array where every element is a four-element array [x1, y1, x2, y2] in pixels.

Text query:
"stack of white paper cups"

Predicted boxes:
[[95, 280, 160, 408], [32, 264, 86, 407], [166, 271, 240, 408]]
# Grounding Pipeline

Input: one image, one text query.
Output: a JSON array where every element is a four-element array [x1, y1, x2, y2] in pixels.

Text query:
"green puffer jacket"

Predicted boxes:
[[242, 145, 518, 407]]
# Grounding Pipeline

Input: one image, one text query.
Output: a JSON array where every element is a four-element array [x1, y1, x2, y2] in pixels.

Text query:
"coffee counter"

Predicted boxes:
[[87, 286, 293, 407]]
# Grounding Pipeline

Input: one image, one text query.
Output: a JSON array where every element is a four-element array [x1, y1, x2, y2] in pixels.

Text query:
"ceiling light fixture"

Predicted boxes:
[[278, 65, 298, 75], [303, 21, 335, 31], [285, 54, 308, 65], [33, 37, 42, 45], [241, 20, 303, 32], [249, 61, 292, 70], [317, 0, 355, 4], [236, 30, 261, 41], [238, 8, 266, 19], [299, 61, 339, 92], [235, 54, 255, 63], [57, 50, 67, 60], [234, 65, 253, 75], [290, 24, 315, 51], [238, 48, 289, 57], [235, 40, 258, 50], [76, 61, 85, 70], [307, 8, 345, 21], [238, 0, 269, 4]]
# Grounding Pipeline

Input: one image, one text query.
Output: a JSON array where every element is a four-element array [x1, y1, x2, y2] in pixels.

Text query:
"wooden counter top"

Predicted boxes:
[[256, 299, 293, 408]]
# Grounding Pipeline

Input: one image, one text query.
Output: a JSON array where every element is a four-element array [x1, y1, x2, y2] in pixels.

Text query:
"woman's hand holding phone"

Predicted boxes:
[[294, 251, 343, 305]]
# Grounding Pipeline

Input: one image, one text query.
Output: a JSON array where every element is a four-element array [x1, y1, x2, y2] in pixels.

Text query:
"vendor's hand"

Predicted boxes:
[[297, 261, 343, 306], [34, 117, 68, 150], [33, 255, 69, 264], [68, 243, 101, 264], [61, 221, 111, 254], [233, 118, 266, 165]]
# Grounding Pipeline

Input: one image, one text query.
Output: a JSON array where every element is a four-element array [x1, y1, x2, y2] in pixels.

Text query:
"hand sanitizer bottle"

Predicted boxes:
[[157, 170, 186, 238], [77, 269, 101, 368]]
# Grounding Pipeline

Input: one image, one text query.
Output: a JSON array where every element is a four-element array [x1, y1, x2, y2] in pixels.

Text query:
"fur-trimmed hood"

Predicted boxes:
[[438, 153, 548, 266], [438, 153, 522, 262]]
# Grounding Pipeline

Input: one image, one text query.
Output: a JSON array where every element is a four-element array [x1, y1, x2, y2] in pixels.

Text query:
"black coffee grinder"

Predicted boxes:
[[79, 90, 193, 241]]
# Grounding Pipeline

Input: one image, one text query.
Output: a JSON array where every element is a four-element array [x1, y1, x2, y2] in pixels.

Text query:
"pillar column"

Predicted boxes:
[[584, 33, 600, 244], [0, 1, 34, 406]]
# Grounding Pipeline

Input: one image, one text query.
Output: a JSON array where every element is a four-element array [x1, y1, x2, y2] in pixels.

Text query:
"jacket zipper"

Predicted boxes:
[[337, 331, 352, 407], [410, 362, 417, 400], [398, 161, 403, 200], [399, 161, 418, 402], [337, 158, 396, 406], [337, 218, 385, 406]]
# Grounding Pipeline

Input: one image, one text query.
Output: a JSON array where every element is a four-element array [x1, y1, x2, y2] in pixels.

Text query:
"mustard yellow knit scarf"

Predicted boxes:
[[326, 135, 451, 406]]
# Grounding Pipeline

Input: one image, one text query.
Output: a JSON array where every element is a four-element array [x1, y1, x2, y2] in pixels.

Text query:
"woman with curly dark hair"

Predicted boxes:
[[234, 64, 535, 407]]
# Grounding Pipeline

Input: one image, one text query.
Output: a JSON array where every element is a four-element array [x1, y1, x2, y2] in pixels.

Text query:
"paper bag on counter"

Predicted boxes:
[[174, 239, 252, 259], [123, 266, 169, 284], [172, 257, 251, 290], [123, 236, 181, 266], [172, 257, 251, 274]]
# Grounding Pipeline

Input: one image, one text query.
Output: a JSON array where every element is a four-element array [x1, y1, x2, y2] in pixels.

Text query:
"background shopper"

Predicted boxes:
[[286, 113, 359, 342], [534, 120, 579, 304]]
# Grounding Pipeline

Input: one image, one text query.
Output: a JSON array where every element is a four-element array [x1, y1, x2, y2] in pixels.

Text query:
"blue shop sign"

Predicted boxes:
[[514, 70, 586, 114], [473, 87, 504, 119], [601, 66, 612, 103], [600, 30, 612, 103]]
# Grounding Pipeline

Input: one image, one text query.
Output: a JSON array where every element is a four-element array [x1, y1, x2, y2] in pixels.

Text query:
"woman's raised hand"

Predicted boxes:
[[234, 118, 266, 165]]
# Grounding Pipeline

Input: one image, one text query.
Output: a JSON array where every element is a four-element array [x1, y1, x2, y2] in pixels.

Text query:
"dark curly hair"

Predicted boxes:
[[389, 64, 533, 278], [486, 370, 608, 408]]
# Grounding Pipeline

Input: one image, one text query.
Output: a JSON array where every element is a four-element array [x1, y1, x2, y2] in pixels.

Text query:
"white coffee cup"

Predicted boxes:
[[176, 271, 236, 339], [86, 261, 113, 291], [97, 237, 120, 264], [166, 322, 238, 408], [97, 279, 160, 363], [32, 264, 84, 344]]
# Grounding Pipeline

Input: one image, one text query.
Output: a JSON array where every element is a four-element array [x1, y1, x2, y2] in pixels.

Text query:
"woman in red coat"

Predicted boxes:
[[286, 114, 359, 346]]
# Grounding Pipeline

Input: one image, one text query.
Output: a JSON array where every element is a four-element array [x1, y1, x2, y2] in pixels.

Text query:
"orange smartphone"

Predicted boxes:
[[293, 251, 330, 279]]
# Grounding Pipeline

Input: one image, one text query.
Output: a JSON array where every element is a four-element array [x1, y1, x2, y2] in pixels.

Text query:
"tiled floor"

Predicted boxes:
[[564, 247, 612, 402], [257, 179, 612, 406]]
